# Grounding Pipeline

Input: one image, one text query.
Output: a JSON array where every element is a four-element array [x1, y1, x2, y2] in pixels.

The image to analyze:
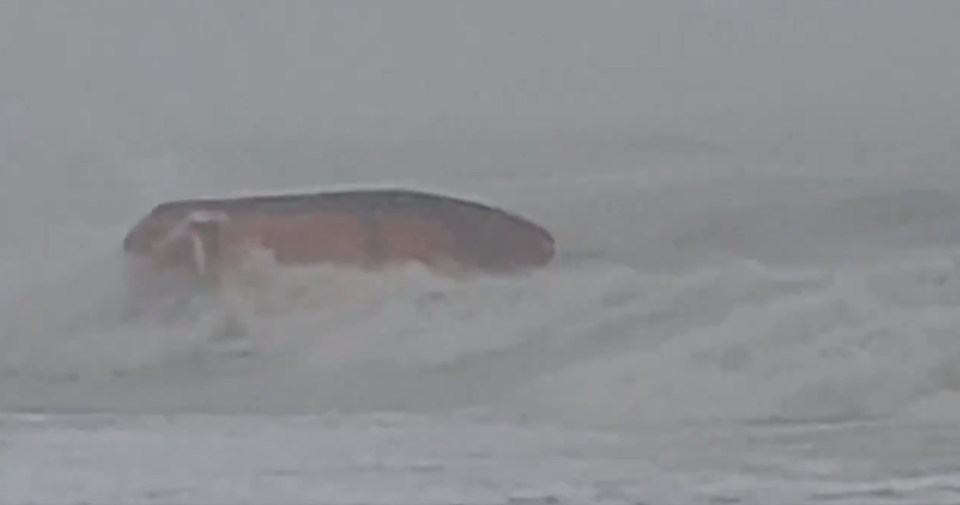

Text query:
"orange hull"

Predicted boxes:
[[122, 188, 555, 278]]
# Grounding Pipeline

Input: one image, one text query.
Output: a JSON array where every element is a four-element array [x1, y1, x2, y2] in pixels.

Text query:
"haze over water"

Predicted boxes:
[[3, 3, 960, 504]]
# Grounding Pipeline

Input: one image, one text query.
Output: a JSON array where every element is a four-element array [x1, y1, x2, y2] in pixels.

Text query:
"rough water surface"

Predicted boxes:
[[4, 152, 960, 503]]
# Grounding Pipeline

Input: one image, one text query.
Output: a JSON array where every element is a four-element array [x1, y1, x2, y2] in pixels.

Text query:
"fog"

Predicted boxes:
[[2, 1, 958, 165], [8, 7, 960, 502]]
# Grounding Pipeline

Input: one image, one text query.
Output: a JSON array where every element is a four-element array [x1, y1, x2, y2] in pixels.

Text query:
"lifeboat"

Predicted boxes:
[[122, 187, 555, 284]]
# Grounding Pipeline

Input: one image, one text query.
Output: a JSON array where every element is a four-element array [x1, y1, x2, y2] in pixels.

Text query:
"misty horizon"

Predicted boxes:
[[1, 2, 958, 164]]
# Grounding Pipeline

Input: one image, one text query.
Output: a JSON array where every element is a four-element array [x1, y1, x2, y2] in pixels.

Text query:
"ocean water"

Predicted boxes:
[[3, 148, 960, 504]]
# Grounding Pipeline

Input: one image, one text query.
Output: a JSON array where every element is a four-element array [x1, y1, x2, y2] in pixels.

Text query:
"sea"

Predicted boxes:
[[3, 142, 960, 504]]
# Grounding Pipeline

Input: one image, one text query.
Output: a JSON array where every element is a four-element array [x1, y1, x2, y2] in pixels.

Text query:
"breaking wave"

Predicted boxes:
[[5, 153, 960, 431]]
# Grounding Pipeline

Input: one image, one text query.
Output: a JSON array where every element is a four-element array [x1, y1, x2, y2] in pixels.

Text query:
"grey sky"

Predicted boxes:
[[1, 1, 958, 153]]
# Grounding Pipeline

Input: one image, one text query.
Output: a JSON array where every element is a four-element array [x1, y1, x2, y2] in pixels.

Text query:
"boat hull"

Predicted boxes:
[[122, 188, 555, 279]]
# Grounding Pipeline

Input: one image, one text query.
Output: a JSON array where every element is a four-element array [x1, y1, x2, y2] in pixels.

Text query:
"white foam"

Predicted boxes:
[[7, 153, 960, 430]]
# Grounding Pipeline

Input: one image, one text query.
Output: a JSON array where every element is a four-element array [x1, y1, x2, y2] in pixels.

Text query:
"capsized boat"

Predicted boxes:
[[122, 187, 555, 282]]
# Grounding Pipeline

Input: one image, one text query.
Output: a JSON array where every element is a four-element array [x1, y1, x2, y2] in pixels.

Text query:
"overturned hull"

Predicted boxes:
[[122, 188, 555, 283]]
